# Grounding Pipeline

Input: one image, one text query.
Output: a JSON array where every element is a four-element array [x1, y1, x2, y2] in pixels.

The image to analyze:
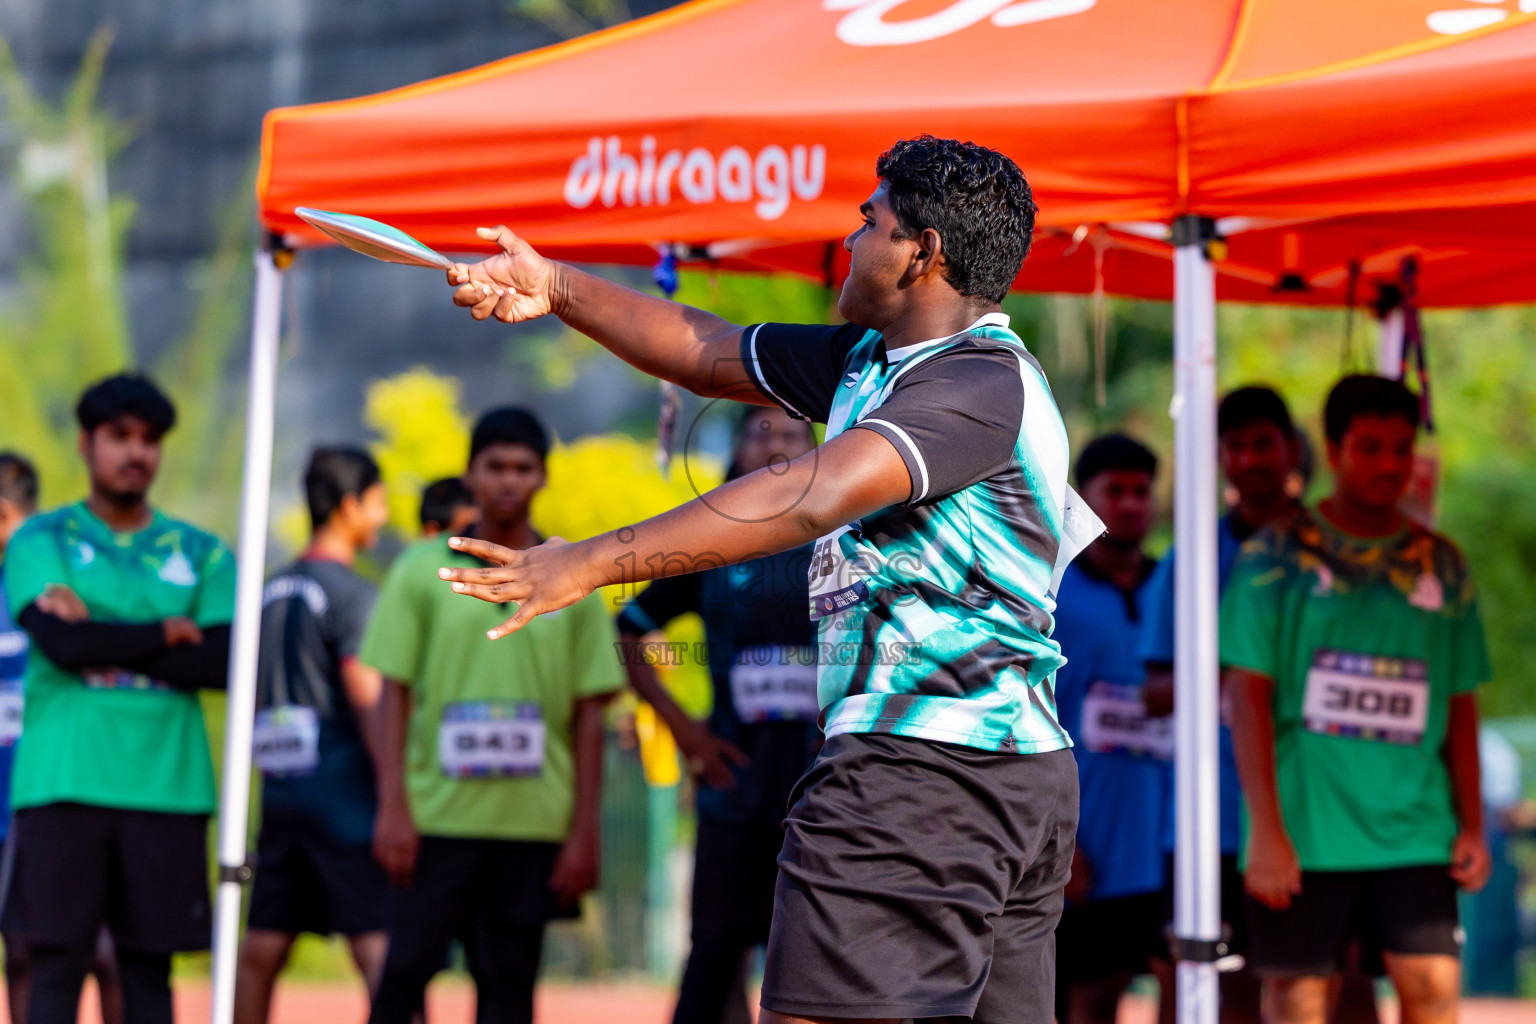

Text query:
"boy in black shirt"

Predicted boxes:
[[234, 448, 392, 1024]]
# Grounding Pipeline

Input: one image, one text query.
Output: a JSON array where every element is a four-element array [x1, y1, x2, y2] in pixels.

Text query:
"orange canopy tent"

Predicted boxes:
[[213, 9, 1536, 1024], [256, 0, 1536, 306]]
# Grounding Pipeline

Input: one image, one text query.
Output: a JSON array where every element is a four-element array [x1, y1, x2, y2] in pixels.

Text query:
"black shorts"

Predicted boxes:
[[1057, 890, 1165, 984], [691, 818, 782, 945], [382, 836, 570, 975], [1244, 865, 1461, 977], [248, 818, 391, 937], [761, 733, 1078, 1024], [0, 803, 211, 953]]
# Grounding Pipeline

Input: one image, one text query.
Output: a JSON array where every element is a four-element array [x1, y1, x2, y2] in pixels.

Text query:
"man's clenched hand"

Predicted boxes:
[[449, 226, 561, 324]]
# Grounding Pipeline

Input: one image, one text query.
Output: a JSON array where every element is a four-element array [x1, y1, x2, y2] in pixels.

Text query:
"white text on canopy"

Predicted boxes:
[[824, 0, 1095, 47], [565, 137, 827, 221]]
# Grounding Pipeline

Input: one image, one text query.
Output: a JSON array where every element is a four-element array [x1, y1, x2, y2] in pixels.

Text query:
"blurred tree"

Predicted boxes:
[[507, 0, 633, 39], [0, 29, 255, 535], [362, 366, 473, 537]]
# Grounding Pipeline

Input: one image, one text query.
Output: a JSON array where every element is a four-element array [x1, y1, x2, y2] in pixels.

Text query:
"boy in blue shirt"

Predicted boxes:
[[1139, 387, 1302, 1024], [1052, 435, 1167, 1024]]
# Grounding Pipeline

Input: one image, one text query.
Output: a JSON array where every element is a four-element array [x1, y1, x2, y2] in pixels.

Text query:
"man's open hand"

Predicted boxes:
[[449, 226, 559, 324], [438, 535, 599, 639]]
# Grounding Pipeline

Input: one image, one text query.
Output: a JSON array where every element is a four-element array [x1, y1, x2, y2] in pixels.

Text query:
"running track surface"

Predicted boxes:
[[37, 981, 1536, 1024]]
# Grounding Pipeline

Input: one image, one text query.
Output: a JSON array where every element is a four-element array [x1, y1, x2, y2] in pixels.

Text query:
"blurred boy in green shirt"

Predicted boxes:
[[362, 408, 623, 1024], [1225, 375, 1490, 1024], [2, 374, 234, 1024]]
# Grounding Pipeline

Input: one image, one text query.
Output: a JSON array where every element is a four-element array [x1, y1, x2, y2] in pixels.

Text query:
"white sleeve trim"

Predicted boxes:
[[860, 417, 930, 503], [746, 324, 808, 420]]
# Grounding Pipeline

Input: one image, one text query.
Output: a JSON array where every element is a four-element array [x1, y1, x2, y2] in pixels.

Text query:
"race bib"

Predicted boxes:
[[1080, 682, 1173, 759], [82, 669, 172, 692], [253, 705, 320, 776], [730, 645, 820, 723], [808, 525, 870, 621], [0, 677, 23, 747], [439, 701, 545, 779], [1303, 649, 1429, 745]]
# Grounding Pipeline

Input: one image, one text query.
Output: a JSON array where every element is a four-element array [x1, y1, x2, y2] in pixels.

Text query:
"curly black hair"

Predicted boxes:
[[875, 136, 1036, 303]]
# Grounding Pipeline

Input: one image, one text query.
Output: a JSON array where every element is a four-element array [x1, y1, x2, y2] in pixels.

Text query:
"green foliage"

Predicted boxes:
[[0, 30, 255, 536], [507, 0, 633, 39], [0, 28, 134, 500]]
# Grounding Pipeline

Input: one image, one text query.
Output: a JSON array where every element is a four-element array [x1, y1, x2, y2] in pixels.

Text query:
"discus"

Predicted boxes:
[[295, 208, 456, 270]]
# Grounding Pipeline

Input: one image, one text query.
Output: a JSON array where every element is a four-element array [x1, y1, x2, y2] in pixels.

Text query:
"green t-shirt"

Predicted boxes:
[[359, 537, 625, 842], [1220, 508, 1490, 871], [2, 502, 236, 814]]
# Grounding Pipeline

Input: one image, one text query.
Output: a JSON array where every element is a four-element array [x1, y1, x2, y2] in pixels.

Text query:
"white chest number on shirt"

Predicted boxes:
[[253, 705, 320, 776], [438, 701, 546, 778], [0, 677, 22, 747], [730, 645, 820, 723], [1079, 682, 1173, 759], [808, 525, 870, 621], [1302, 648, 1430, 745]]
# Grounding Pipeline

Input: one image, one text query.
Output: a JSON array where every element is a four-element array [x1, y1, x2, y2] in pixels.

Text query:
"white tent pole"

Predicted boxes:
[[1171, 216, 1222, 1024], [1377, 305, 1406, 379], [209, 245, 286, 1024]]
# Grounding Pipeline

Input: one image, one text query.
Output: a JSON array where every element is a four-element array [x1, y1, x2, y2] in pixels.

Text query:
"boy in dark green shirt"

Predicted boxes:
[[3, 374, 234, 1024], [1225, 375, 1490, 1024]]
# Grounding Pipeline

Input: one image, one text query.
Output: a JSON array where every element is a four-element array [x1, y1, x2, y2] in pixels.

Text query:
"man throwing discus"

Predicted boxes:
[[440, 136, 1094, 1024]]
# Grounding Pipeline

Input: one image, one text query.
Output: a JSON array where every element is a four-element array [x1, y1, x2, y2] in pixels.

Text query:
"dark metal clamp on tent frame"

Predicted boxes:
[[1170, 214, 1220, 256], [263, 230, 295, 270], [1166, 924, 1244, 971], [217, 861, 255, 886]]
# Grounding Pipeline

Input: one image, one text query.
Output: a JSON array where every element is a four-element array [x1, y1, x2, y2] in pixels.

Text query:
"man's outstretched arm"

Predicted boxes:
[[450, 227, 768, 402], [440, 427, 910, 638]]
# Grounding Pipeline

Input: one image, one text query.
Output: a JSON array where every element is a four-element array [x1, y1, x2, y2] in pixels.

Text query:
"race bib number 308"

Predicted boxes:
[[1302, 649, 1429, 745], [439, 701, 545, 779]]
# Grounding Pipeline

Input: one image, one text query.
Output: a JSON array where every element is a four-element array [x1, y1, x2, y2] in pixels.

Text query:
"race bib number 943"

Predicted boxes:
[[439, 701, 545, 779], [1303, 649, 1429, 745]]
